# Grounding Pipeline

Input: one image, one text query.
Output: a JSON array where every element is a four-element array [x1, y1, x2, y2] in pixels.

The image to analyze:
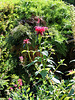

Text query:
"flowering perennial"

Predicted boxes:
[[35, 26, 48, 35], [23, 38, 31, 44]]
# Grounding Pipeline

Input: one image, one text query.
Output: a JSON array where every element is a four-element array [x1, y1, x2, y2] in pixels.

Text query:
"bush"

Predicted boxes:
[[0, 0, 75, 99]]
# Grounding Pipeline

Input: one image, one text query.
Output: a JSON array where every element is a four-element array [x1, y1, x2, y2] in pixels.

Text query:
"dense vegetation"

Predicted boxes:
[[0, 0, 75, 100], [63, 0, 75, 6]]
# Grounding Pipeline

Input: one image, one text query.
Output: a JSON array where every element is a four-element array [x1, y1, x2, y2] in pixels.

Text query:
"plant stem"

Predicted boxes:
[[27, 45, 32, 62]]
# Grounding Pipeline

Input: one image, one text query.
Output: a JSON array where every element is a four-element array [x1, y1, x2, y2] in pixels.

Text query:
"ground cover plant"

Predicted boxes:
[[0, 0, 75, 100]]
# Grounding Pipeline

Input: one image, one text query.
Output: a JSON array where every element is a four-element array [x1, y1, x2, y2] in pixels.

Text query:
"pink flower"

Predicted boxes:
[[19, 87, 21, 89], [68, 70, 73, 73], [14, 84, 17, 87], [37, 18, 40, 24], [19, 56, 23, 62], [23, 38, 31, 44], [18, 79, 22, 86], [8, 98, 12, 100], [18, 79, 22, 82], [35, 26, 48, 35], [10, 87, 13, 90]]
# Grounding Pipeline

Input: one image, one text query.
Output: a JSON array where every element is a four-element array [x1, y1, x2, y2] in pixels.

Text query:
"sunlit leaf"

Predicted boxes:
[[52, 77, 60, 84]]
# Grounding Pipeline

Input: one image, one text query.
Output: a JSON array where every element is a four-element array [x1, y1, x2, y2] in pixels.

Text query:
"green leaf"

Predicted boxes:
[[42, 51, 48, 57], [52, 77, 60, 84], [56, 70, 63, 74], [40, 70, 47, 79], [35, 70, 41, 76], [29, 92, 32, 97], [60, 94, 67, 100], [26, 60, 37, 68], [68, 89, 74, 96], [49, 86, 54, 92], [47, 59, 57, 66], [47, 65, 55, 70], [27, 87, 30, 93], [64, 97, 71, 100], [69, 60, 75, 63], [67, 71, 75, 76]]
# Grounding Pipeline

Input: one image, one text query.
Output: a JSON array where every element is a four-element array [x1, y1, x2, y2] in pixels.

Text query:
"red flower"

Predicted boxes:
[[23, 38, 31, 44], [35, 26, 48, 35]]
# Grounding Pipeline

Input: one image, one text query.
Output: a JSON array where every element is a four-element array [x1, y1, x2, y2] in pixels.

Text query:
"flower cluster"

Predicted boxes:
[[9, 79, 22, 91], [35, 26, 48, 35]]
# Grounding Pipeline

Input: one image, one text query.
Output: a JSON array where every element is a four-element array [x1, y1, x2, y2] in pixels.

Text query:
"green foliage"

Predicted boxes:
[[11, 23, 31, 41], [0, 2, 19, 34], [62, 0, 75, 6], [0, 0, 75, 99], [17, 0, 72, 58], [0, 34, 17, 97]]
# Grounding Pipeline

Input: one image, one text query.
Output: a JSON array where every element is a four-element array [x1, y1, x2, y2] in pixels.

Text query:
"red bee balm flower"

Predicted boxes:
[[35, 26, 48, 35], [23, 38, 31, 44]]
